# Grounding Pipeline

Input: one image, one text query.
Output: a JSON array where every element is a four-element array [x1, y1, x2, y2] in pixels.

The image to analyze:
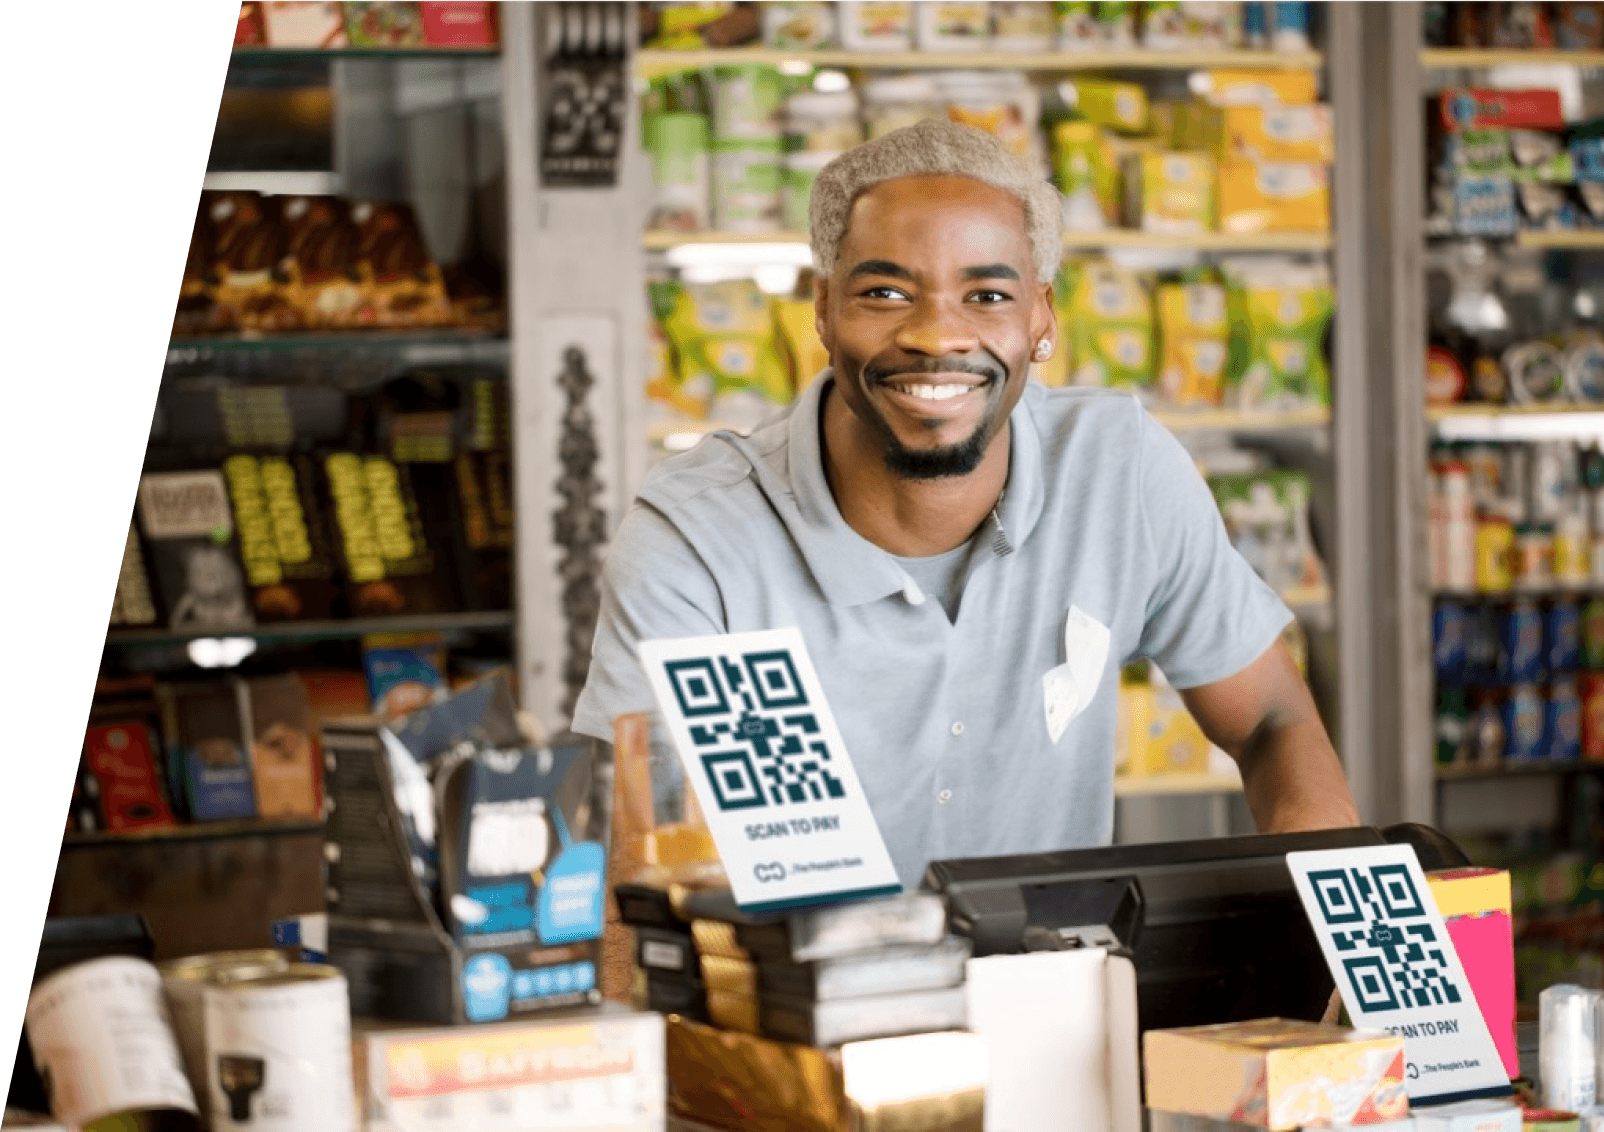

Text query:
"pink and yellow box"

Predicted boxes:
[[1425, 867, 1517, 1081], [1143, 1018, 1408, 1130]]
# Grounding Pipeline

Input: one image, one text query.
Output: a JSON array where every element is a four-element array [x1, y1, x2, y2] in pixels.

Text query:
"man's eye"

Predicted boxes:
[[862, 286, 909, 301], [969, 290, 1013, 304]]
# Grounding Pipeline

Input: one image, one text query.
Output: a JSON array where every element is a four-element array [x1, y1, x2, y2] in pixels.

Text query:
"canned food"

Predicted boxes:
[[1504, 683, 1547, 762], [161, 950, 291, 1104], [1506, 341, 1568, 403], [1548, 678, 1583, 762], [1434, 602, 1470, 680], [202, 963, 356, 1132], [1502, 599, 1547, 684], [1514, 523, 1555, 591], [1548, 601, 1582, 675], [1581, 672, 1604, 762], [1476, 511, 1515, 593]]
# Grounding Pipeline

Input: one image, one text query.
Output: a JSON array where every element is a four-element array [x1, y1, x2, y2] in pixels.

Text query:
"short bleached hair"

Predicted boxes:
[[809, 118, 1064, 285]]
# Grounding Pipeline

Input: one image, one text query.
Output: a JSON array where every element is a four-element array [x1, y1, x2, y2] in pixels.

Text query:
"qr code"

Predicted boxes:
[[662, 649, 847, 813], [1308, 865, 1463, 1012]]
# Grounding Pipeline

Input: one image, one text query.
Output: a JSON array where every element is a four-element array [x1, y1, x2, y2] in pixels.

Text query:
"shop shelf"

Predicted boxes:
[[232, 47, 500, 61], [166, 329, 509, 366], [1517, 231, 1604, 250], [1420, 48, 1604, 70], [636, 47, 1324, 74], [1113, 771, 1243, 797], [104, 610, 515, 649], [62, 818, 325, 847], [643, 229, 1333, 253], [1428, 404, 1604, 442], [1436, 761, 1604, 782]]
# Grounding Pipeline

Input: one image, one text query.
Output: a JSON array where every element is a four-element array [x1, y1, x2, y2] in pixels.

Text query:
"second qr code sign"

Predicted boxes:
[[639, 628, 902, 913], [1287, 845, 1512, 1106]]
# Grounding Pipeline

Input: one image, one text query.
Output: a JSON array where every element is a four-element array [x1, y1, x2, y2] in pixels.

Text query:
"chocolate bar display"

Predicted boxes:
[[323, 452, 450, 617], [81, 722, 176, 834], [222, 453, 339, 622], [241, 674, 321, 819], [108, 522, 159, 627], [135, 470, 254, 632]]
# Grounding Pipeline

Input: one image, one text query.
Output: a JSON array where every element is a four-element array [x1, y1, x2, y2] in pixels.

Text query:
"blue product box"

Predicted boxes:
[[1503, 684, 1547, 762], [1434, 602, 1470, 681], [1547, 601, 1582, 674], [1573, 136, 1604, 183], [1546, 678, 1583, 762], [1453, 176, 1519, 237], [1501, 600, 1546, 684]]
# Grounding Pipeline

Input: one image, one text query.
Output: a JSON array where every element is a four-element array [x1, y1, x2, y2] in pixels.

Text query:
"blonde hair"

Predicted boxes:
[[809, 118, 1064, 284]]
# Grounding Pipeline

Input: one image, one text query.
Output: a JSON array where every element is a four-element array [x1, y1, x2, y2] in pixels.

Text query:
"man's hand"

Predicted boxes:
[[1178, 639, 1359, 833]]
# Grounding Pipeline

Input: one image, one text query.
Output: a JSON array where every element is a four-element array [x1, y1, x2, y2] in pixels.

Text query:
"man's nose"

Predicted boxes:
[[892, 299, 981, 357]]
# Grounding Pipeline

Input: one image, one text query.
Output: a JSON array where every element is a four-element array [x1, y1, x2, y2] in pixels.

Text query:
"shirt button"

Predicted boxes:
[[938, 789, 953, 803], [951, 722, 965, 737]]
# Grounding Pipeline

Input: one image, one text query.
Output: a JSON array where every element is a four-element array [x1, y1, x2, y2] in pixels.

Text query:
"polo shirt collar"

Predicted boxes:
[[783, 371, 1047, 608]]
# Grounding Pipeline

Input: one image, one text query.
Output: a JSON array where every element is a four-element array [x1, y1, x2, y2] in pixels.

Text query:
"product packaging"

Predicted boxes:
[[1055, 1, 1102, 49], [762, 1, 836, 47], [343, 2, 425, 47], [350, 201, 453, 328], [1217, 159, 1331, 233], [241, 674, 322, 820], [1124, 151, 1216, 234], [1412, 1100, 1521, 1131], [136, 471, 255, 633], [82, 722, 177, 834], [236, 2, 268, 46], [645, 112, 712, 232], [655, 278, 793, 428], [1062, 261, 1156, 390], [167, 682, 259, 822], [261, 2, 348, 47], [990, 1, 1054, 50], [712, 139, 785, 232], [1157, 280, 1230, 405], [277, 195, 366, 329], [1117, 677, 1214, 775], [1440, 89, 1566, 133], [837, 1, 914, 49], [205, 191, 300, 332], [1223, 104, 1334, 163], [323, 451, 447, 617], [1197, 68, 1320, 108], [363, 634, 447, 721], [1424, 867, 1518, 1079], [915, 1, 992, 49], [647, 3, 759, 49], [110, 524, 160, 627], [221, 453, 339, 622], [1143, 1018, 1408, 1129], [1070, 78, 1149, 134], [1053, 120, 1121, 230], [419, 2, 499, 47]]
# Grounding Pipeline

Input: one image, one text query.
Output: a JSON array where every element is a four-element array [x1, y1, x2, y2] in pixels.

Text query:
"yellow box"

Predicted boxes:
[[1224, 104, 1334, 163], [1218, 160, 1330, 234], [1143, 1018, 1408, 1130], [1125, 150, 1216, 235], [1156, 281, 1229, 406], [1073, 79, 1149, 134], [1119, 682, 1211, 776], [1200, 68, 1320, 107], [1427, 867, 1512, 921]]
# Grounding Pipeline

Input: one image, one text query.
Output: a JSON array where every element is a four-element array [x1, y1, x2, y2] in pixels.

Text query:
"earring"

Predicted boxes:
[[1033, 340, 1052, 361]]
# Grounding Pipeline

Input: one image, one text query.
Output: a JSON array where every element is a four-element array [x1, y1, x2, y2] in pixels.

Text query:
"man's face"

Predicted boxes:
[[816, 174, 1055, 480]]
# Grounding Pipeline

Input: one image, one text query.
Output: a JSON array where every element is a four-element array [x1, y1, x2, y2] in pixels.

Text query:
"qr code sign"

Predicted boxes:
[[1308, 864, 1463, 1013], [663, 650, 848, 813]]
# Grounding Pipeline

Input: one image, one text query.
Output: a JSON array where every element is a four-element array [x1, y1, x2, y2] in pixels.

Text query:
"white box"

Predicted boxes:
[[355, 1006, 665, 1132]]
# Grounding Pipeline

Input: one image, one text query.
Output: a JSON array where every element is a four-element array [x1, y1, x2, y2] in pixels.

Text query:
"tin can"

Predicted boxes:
[[1502, 599, 1547, 683], [1476, 511, 1515, 593], [1434, 602, 1470, 680], [1584, 598, 1604, 669], [25, 956, 199, 1128], [1548, 678, 1583, 762], [1469, 693, 1507, 767], [202, 963, 356, 1132], [1505, 683, 1548, 762], [1514, 523, 1555, 591], [1548, 601, 1583, 675], [1436, 685, 1470, 767], [161, 949, 290, 1103], [1582, 673, 1604, 762]]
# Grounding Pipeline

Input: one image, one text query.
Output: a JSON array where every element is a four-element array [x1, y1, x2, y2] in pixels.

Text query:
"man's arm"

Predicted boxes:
[[1178, 639, 1359, 833]]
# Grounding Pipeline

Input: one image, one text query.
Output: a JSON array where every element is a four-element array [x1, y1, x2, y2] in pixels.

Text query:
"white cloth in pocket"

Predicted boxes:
[[1043, 605, 1111, 744]]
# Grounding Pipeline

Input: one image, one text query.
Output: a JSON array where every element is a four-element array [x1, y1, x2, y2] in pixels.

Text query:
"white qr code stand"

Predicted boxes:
[[638, 628, 903, 913], [1287, 844, 1515, 1107]]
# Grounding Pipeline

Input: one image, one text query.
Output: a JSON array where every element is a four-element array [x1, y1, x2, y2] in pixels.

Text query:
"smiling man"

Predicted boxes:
[[573, 119, 1357, 887]]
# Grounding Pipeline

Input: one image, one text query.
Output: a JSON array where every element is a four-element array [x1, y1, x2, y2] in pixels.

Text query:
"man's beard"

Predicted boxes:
[[881, 416, 995, 479]]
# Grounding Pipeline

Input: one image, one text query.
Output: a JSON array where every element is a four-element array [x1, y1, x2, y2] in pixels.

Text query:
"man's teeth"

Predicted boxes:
[[895, 383, 973, 401]]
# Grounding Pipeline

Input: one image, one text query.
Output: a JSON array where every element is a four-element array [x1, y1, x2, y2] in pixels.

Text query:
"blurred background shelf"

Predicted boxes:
[[1516, 231, 1604, 250], [1420, 48, 1604, 69], [232, 47, 499, 61], [61, 819, 325, 847], [166, 330, 510, 366], [642, 229, 1333, 252], [1427, 405, 1604, 441], [1113, 772, 1243, 797], [1436, 762, 1604, 783], [635, 47, 1325, 74], [105, 611, 515, 649]]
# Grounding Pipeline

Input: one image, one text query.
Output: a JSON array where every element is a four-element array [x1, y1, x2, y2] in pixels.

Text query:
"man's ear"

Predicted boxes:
[[814, 276, 833, 354], [1033, 280, 1058, 356]]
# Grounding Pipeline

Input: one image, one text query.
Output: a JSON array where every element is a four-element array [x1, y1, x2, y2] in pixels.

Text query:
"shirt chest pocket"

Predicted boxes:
[[1043, 605, 1112, 744]]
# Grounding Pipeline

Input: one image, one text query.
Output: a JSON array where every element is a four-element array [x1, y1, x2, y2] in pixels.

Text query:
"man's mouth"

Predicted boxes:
[[886, 380, 984, 402]]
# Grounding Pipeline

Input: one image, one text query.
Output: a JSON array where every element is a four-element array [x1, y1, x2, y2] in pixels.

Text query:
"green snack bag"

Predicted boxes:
[[1224, 261, 1334, 411], [658, 279, 792, 428]]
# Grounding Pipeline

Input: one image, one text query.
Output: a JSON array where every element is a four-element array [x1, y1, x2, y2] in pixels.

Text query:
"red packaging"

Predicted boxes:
[[1440, 88, 1566, 132], [1583, 672, 1604, 762], [420, 2, 498, 47], [1426, 345, 1467, 406], [236, 2, 268, 46], [83, 723, 177, 833]]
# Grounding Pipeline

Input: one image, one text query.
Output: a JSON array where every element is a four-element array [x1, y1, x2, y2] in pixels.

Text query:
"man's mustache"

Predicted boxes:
[[865, 357, 1004, 385]]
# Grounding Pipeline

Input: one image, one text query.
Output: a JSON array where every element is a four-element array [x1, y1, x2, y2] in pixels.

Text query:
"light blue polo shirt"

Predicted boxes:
[[572, 373, 1291, 888]]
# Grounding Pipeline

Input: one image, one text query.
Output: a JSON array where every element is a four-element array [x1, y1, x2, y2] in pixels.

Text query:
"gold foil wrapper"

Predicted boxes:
[[699, 955, 758, 997], [691, 920, 751, 962], [666, 1018, 986, 1132], [706, 989, 761, 1034]]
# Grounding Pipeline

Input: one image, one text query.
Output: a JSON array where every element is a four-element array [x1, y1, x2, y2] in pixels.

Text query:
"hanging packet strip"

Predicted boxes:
[[638, 628, 901, 913], [1287, 844, 1514, 1107]]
